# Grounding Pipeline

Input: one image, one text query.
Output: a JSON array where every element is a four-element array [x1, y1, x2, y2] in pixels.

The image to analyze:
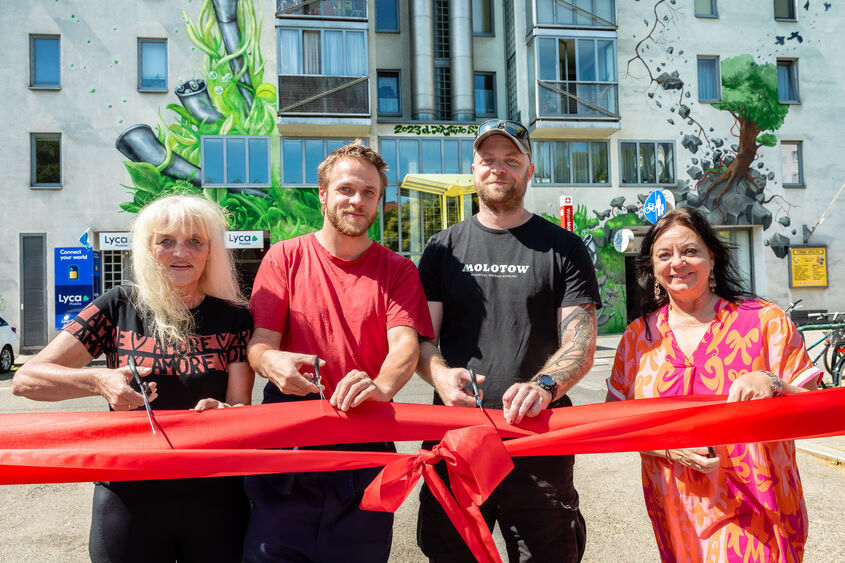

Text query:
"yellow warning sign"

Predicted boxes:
[[788, 247, 828, 288]]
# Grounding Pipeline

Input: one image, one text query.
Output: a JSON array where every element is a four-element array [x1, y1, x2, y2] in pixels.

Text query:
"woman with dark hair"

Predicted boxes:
[[606, 207, 820, 561]]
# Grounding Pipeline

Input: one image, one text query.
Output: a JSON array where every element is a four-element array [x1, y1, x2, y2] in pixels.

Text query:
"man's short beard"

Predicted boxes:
[[325, 205, 375, 237], [476, 174, 529, 213]]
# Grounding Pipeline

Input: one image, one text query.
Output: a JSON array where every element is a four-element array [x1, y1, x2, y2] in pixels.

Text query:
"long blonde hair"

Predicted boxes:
[[129, 195, 243, 344]]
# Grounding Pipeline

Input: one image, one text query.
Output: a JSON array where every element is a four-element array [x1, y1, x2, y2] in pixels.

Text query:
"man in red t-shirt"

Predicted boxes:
[[242, 141, 433, 563]]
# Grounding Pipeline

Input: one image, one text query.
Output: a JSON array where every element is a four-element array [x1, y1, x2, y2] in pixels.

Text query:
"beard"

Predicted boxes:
[[475, 172, 530, 214], [324, 203, 377, 237]]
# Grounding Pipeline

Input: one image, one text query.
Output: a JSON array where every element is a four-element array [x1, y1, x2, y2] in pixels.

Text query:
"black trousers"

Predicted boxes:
[[417, 455, 586, 563], [89, 478, 250, 563], [242, 467, 394, 563]]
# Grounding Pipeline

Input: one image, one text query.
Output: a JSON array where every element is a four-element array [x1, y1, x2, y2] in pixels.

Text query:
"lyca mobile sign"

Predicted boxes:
[[99, 232, 132, 251], [226, 231, 264, 249]]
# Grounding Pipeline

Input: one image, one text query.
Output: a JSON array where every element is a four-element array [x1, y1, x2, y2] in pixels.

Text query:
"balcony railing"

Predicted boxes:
[[276, 0, 367, 18], [278, 75, 369, 116], [537, 80, 619, 120]]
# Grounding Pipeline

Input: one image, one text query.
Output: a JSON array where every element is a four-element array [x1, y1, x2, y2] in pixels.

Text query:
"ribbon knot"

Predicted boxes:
[[361, 425, 514, 563]]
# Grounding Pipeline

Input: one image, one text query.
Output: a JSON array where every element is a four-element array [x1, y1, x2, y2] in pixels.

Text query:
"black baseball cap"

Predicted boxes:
[[473, 120, 532, 159]]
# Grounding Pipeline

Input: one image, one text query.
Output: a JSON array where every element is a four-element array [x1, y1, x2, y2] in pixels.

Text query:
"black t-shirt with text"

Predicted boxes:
[[418, 214, 602, 409]]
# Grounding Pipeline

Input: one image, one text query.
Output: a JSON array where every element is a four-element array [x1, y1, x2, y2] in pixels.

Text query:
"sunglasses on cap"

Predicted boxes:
[[474, 120, 531, 157]]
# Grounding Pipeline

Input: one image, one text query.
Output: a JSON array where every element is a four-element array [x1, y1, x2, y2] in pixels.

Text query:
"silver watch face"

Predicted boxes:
[[536, 374, 557, 392]]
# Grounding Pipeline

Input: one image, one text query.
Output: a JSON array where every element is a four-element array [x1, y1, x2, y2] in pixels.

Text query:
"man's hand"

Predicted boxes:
[[330, 369, 390, 411], [431, 366, 486, 408], [93, 365, 158, 411], [502, 381, 552, 424], [257, 350, 324, 396]]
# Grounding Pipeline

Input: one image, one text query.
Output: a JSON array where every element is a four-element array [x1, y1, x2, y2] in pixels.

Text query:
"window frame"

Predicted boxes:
[[30, 133, 62, 189], [533, 139, 611, 187], [696, 55, 722, 103], [474, 72, 497, 118], [774, 0, 797, 21], [280, 137, 364, 186], [277, 25, 369, 77], [200, 135, 271, 187], [619, 140, 677, 187], [530, 0, 617, 27], [375, 0, 399, 32], [472, 0, 495, 36], [276, 0, 368, 19], [781, 140, 804, 188], [137, 38, 168, 92], [376, 70, 402, 117], [29, 34, 61, 90], [777, 58, 800, 104], [694, 0, 718, 18]]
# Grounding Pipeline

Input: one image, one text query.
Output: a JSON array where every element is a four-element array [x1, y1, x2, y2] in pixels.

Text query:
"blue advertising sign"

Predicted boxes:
[[643, 190, 667, 224], [54, 247, 101, 330]]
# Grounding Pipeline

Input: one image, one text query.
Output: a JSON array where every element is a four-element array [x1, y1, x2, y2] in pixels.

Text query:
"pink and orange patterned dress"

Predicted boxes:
[[607, 298, 822, 562]]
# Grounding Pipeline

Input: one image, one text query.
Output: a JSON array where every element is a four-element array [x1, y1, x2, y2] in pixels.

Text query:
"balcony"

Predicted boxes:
[[278, 75, 369, 116], [537, 80, 618, 120], [276, 0, 367, 19]]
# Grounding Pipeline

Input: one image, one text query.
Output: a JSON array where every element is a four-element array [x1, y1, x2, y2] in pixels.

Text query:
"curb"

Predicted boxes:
[[796, 441, 845, 465]]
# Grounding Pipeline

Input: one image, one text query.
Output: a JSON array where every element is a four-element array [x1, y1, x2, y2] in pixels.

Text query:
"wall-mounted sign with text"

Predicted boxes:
[[99, 232, 132, 251], [788, 246, 828, 288], [225, 231, 265, 249]]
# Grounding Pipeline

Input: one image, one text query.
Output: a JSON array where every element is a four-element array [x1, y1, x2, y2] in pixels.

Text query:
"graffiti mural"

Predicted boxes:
[[114, 0, 344, 243]]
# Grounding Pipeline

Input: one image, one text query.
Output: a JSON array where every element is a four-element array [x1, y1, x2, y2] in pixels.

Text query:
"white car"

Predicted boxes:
[[0, 315, 18, 373]]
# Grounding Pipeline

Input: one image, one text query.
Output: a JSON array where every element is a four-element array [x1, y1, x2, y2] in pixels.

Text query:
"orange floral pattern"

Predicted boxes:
[[607, 299, 821, 562]]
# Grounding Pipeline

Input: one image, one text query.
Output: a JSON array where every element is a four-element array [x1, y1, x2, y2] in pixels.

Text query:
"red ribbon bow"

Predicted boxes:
[[361, 425, 514, 563]]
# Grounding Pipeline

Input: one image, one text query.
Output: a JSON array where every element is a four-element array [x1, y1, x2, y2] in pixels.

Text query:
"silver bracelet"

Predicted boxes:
[[764, 370, 783, 397]]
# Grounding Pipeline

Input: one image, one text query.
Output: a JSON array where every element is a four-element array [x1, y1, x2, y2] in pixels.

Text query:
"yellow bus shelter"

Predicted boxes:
[[400, 173, 476, 231]]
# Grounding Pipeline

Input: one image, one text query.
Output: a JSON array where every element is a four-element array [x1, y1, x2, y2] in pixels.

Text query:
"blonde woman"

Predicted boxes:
[[13, 194, 254, 563]]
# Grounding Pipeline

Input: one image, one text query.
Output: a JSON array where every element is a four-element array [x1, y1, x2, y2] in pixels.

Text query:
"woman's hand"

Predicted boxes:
[[665, 447, 720, 473], [727, 370, 777, 402], [93, 365, 158, 411], [194, 398, 231, 411]]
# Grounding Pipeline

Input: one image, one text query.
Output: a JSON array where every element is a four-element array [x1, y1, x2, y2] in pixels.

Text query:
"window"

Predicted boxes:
[[276, 0, 367, 18], [201, 136, 270, 187], [377, 71, 401, 116], [533, 0, 615, 26], [375, 0, 399, 31], [781, 141, 804, 187], [695, 0, 718, 17], [101, 251, 126, 292], [472, 0, 493, 34], [138, 38, 167, 91], [532, 37, 618, 119], [474, 73, 496, 117], [774, 0, 796, 20], [281, 138, 363, 185], [31, 133, 61, 187], [534, 140, 609, 185], [278, 28, 367, 76], [30, 35, 60, 88], [777, 59, 799, 103], [697, 56, 721, 102], [620, 141, 676, 186]]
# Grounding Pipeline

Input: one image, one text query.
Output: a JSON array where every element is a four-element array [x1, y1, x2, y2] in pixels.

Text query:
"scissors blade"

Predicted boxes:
[[313, 355, 326, 400], [469, 368, 482, 409], [128, 357, 156, 434]]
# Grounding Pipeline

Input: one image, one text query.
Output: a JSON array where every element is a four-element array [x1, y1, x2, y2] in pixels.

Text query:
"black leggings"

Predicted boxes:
[[89, 480, 250, 563]]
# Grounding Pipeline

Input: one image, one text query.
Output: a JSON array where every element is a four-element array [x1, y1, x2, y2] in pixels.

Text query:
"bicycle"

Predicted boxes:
[[795, 312, 845, 388]]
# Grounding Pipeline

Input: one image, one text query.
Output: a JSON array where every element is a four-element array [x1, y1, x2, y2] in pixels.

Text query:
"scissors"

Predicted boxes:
[[468, 368, 482, 409], [128, 357, 156, 434], [313, 355, 326, 400]]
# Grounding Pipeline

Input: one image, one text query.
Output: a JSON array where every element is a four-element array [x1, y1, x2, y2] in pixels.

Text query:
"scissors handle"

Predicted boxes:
[[469, 368, 482, 409], [128, 357, 156, 435], [313, 355, 326, 400]]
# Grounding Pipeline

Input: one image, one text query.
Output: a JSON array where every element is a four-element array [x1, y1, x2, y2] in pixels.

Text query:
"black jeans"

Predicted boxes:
[[417, 455, 586, 563]]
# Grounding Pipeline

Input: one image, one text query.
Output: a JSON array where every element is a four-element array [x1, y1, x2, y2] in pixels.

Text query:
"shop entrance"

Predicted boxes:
[[233, 246, 267, 300]]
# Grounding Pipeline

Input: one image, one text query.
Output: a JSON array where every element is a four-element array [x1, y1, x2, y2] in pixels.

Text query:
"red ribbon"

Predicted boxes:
[[3, 389, 845, 562], [362, 425, 513, 563]]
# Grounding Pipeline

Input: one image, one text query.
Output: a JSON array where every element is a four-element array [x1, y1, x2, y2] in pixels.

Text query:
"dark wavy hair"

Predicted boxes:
[[636, 207, 753, 324]]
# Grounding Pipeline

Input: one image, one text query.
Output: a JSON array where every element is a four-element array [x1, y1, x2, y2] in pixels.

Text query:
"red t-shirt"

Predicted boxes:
[[250, 233, 433, 400]]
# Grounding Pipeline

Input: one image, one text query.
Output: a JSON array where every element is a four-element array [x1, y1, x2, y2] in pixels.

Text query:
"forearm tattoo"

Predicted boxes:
[[542, 304, 597, 392]]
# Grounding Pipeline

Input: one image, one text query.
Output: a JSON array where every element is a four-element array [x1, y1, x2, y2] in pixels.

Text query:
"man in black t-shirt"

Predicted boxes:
[[416, 120, 602, 562]]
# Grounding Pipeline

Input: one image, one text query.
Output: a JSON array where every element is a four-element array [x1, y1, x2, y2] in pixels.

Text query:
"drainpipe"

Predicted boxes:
[[410, 0, 436, 120], [449, 0, 475, 122]]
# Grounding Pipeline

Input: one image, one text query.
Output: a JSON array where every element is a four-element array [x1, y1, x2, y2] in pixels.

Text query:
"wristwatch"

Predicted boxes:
[[764, 371, 783, 397], [533, 374, 559, 400]]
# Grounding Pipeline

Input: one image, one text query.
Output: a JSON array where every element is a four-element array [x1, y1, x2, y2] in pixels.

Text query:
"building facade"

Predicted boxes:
[[3, 0, 843, 351]]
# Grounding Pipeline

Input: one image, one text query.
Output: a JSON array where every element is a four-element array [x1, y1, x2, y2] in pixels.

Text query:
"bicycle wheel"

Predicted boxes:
[[824, 343, 838, 375], [835, 352, 845, 387]]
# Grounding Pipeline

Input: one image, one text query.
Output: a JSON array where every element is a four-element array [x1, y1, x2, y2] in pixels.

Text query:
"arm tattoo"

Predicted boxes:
[[540, 304, 597, 394]]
